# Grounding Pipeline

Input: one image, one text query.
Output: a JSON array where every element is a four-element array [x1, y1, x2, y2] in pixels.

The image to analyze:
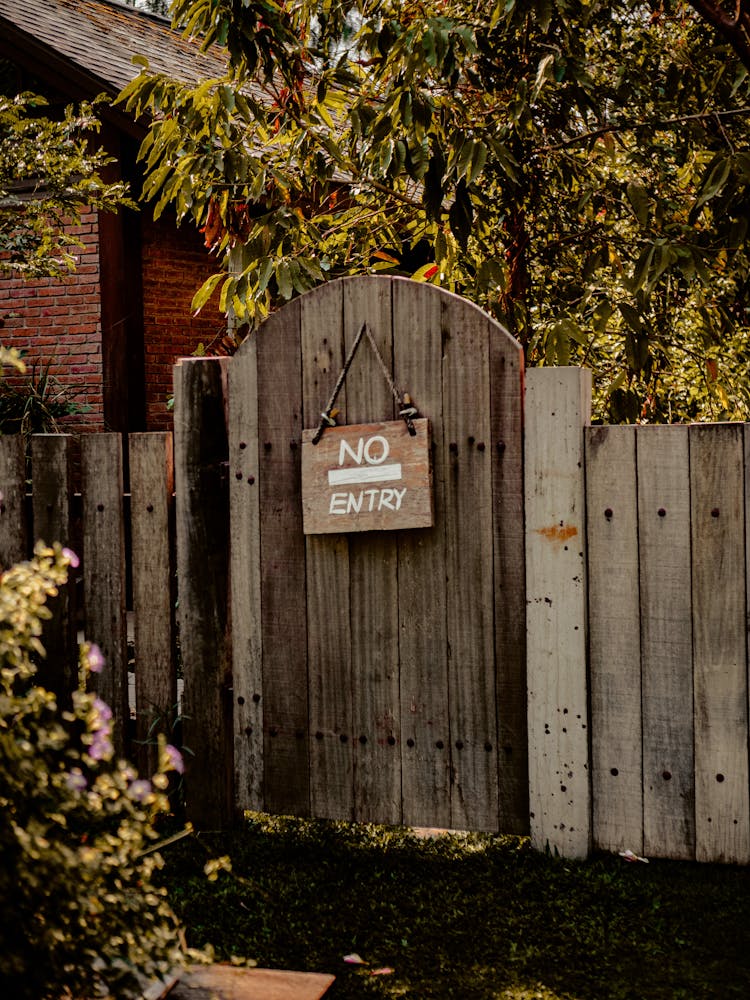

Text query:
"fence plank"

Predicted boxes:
[[344, 277, 401, 824], [228, 342, 264, 812], [31, 435, 77, 701], [173, 359, 233, 828], [690, 424, 749, 863], [489, 315, 527, 834], [81, 433, 128, 755], [586, 426, 642, 854], [525, 367, 591, 858], [637, 426, 694, 860], [442, 293, 497, 831], [256, 301, 310, 817], [301, 280, 352, 820], [393, 278, 450, 828], [129, 432, 177, 779], [0, 435, 27, 569]]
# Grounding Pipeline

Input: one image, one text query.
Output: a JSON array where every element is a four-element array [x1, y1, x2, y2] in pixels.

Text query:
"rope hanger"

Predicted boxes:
[[312, 321, 419, 445]]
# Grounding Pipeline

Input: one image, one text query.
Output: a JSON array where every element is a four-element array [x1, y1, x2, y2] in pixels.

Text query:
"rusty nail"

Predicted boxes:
[[449, 442, 458, 453], [711, 507, 720, 518], [247, 475, 255, 485], [477, 442, 486, 452], [252, 693, 261, 703], [604, 508, 613, 520], [239, 441, 247, 450], [235, 471, 243, 480], [406, 738, 415, 748], [359, 734, 367, 745], [658, 508, 666, 517]]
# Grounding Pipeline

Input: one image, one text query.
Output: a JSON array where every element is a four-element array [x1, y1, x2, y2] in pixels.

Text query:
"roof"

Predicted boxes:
[[0, 0, 229, 96]]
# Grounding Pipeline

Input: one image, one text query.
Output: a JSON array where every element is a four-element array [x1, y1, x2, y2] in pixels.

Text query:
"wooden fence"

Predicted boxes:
[[0, 280, 748, 865]]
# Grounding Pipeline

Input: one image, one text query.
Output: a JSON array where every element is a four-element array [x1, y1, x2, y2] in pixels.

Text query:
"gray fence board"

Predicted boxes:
[[393, 278, 451, 828], [228, 342, 264, 812], [690, 424, 749, 863], [0, 434, 27, 569], [489, 307, 527, 834], [344, 278, 401, 824], [174, 358, 233, 828], [586, 425, 642, 854], [301, 281, 353, 820], [81, 433, 128, 755], [256, 301, 310, 817], [525, 367, 592, 859], [637, 426, 695, 860], [31, 434, 77, 701], [442, 293, 497, 831], [129, 432, 176, 779]]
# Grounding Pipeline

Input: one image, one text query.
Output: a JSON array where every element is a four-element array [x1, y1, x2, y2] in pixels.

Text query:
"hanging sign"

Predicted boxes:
[[301, 418, 433, 534]]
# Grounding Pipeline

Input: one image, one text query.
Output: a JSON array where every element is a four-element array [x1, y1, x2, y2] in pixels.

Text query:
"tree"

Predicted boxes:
[[687, 1, 750, 68], [0, 94, 131, 279], [120, 1, 750, 422]]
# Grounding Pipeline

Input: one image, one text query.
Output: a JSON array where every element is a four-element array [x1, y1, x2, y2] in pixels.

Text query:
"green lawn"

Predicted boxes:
[[160, 813, 750, 999]]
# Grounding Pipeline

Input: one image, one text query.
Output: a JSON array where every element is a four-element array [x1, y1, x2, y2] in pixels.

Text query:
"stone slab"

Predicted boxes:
[[168, 965, 335, 1000]]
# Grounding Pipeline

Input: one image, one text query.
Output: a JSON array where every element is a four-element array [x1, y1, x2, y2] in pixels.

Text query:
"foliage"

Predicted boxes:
[[162, 812, 750, 1000], [119, 0, 750, 422], [0, 542, 187, 999], [0, 356, 88, 438], [0, 94, 132, 279]]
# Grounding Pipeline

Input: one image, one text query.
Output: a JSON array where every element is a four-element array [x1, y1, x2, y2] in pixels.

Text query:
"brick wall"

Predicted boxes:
[[0, 209, 105, 432], [141, 213, 225, 432]]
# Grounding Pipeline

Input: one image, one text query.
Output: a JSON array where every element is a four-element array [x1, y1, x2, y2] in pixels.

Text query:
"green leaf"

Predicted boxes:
[[191, 272, 224, 314], [626, 183, 649, 227], [695, 155, 732, 210]]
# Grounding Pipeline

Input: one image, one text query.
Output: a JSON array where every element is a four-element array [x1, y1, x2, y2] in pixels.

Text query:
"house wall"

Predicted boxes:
[[141, 213, 225, 432], [0, 207, 225, 435], [0, 208, 105, 431]]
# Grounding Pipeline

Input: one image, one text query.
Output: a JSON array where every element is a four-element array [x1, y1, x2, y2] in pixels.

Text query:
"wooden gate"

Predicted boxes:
[[190, 275, 527, 833]]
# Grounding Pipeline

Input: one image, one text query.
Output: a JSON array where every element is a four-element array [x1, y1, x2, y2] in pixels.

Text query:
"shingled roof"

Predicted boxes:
[[0, 0, 228, 99]]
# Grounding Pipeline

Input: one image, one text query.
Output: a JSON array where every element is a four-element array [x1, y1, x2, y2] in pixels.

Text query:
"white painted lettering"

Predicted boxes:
[[363, 435, 389, 465], [393, 487, 407, 510], [347, 492, 363, 514], [378, 489, 395, 511], [339, 438, 364, 466], [329, 492, 348, 515], [364, 488, 379, 511]]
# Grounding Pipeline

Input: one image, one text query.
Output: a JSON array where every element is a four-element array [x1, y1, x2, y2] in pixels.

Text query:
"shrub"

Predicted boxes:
[[0, 542, 187, 999]]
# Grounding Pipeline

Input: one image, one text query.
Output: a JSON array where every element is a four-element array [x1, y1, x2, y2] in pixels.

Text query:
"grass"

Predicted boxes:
[[159, 813, 750, 999]]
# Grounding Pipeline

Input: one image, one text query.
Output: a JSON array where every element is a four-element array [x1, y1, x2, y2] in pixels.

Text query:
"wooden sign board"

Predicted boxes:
[[301, 418, 433, 534]]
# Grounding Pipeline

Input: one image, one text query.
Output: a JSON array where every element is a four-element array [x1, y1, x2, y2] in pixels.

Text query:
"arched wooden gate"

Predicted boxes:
[[176, 275, 527, 833]]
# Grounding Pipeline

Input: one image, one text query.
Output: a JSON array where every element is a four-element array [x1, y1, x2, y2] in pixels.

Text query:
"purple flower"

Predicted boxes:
[[88, 697, 113, 761], [65, 769, 87, 793], [87, 643, 105, 674], [92, 698, 112, 724], [128, 778, 152, 803], [62, 547, 80, 569], [88, 728, 112, 761], [163, 743, 184, 774]]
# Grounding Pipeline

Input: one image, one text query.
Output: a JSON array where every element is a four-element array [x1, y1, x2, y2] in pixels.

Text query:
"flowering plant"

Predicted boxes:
[[0, 542, 187, 999]]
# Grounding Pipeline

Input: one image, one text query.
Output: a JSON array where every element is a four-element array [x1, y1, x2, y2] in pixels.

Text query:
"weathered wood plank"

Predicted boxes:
[[586, 425, 642, 854], [637, 425, 694, 860], [489, 311, 527, 834], [31, 435, 77, 702], [129, 432, 177, 779], [31, 433, 75, 684], [393, 277, 450, 828], [81, 433, 128, 756], [525, 367, 591, 858], [690, 423, 749, 863], [343, 277, 401, 824], [0, 434, 27, 569], [301, 278, 352, 820], [256, 300, 310, 816], [227, 340, 264, 812], [301, 418, 433, 534], [442, 292, 497, 831], [173, 359, 233, 828]]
